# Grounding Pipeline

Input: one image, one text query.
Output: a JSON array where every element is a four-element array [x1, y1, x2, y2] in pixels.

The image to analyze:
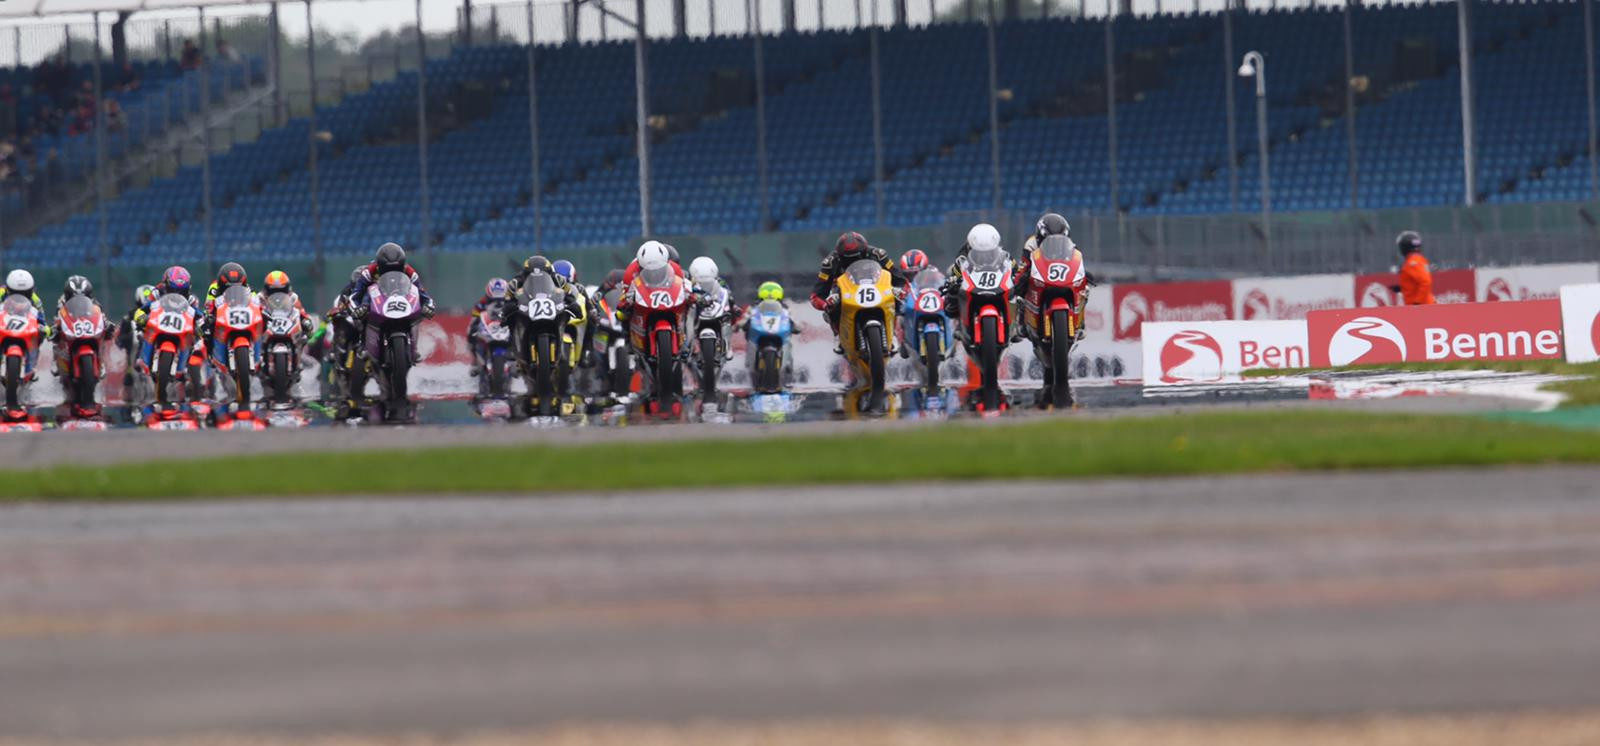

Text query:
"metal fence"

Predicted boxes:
[[0, 0, 1597, 310]]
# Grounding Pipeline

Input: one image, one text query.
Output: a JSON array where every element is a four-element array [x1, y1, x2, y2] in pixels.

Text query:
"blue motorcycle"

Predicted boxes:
[[743, 299, 794, 395], [902, 267, 954, 397]]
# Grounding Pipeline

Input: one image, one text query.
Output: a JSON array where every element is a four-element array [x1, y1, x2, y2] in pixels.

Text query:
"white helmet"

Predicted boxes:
[[637, 240, 670, 271], [5, 269, 33, 294], [689, 256, 719, 287], [966, 223, 1002, 253]]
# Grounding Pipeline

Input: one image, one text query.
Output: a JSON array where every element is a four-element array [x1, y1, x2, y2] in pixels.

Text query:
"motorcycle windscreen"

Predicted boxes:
[[63, 295, 97, 320], [2, 294, 32, 317], [521, 272, 562, 301], [639, 265, 674, 288], [377, 271, 414, 299], [911, 267, 946, 292], [1038, 234, 1074, 262], [756, 299, 785, 316], [968, 246, 1008, 272], [264, 293, 296, 315], [844, 259, 883, 286], [220, 285, 253, 309], [158, 293, 191, 315]]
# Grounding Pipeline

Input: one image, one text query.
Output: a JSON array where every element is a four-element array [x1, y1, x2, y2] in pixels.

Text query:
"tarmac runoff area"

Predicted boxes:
[[3, 468, 1600, 742]]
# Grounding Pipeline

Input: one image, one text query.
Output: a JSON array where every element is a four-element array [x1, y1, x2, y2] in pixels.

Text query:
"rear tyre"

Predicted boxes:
[[76, 351, 98, 408], [922, 328, 942, 395], [3, 354, 20, 409], [698, 335, 719, 401], [979, 315, 1000, 412], [1049, 309, 1073, 407], [232, 345, 253, 408], [866, 327, 886, 412]]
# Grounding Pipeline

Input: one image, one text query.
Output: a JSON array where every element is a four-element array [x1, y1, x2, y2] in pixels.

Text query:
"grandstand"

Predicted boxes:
[[0, 0, 1596, 278]]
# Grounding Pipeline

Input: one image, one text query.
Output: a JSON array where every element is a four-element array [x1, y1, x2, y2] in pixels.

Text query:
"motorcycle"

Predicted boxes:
[[1020, 234, 1085, 408], [626, 265, 692, 416], [360, 270, 424, 422], [903, 266, 952, 397], [260, 293, 306, 408], [143, 293, 202, 410], [55, 295, 109, 417], [744, 299, 793, 395], [690, 283, 732, 404], [511, 272, 574, 418], [212, 285, 263, 409], [833, 259, 896, 414], [592, 285, 634, 400], [474, 299, 516, 401], [953, 246, 1016, 413], [0, 295, 41, 415]]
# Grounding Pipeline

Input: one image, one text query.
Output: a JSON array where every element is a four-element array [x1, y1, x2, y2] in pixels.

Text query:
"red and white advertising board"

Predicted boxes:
[[1476, 263, 1599, 302], [1111, 280, 1232, 341], [1354, 268, 1476, 306], [1560, 283, 1600, 363], [1141, 320, 1309, 386], [1232, 274, 1354, 320], [1307, 301, 1563, 367]]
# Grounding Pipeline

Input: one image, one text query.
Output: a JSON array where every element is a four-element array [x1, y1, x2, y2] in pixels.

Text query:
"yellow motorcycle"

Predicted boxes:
[[833, 259, 897, 414]]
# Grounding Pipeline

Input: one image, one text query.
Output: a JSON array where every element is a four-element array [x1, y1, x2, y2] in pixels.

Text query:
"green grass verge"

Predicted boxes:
[[5, 411, 1600, 500], [1243, 360, 1600, 408]]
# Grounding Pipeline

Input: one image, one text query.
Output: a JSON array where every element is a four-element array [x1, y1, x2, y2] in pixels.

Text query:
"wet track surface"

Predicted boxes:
[[5, 468, 1600, 738]]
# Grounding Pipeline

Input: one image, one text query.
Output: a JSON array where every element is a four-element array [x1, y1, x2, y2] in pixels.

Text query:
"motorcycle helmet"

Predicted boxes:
[[835, 231, 868, 257], [665, 243, 680, 264], [217, 262, 247, 289], [64, 275, 93, 300], [758, 281, 784, 302], [349, 268, 366, 286], [552, 260, 577, 284], [485, 277, 510, 300], [522, 255, 554, 277], [264, 270, 292, 295], [5, 269, 34, 294], [636, 241, 670, 272], [899, 250, 929, 272], [967, 223, 1002, 253], [135, 284, 156, 306], [1035, 212, 1069, 241], [375, 242, 407, 274], [1397, 230, 1422, 257], [162, 266, 192, 296], [688, 256, 718, 287]]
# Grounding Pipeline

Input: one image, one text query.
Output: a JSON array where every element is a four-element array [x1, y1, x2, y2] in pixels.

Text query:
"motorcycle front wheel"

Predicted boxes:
[[698, 334, 719, 401], [232, 345, 253, 408], [922, 328, 942, 395], [3, 354, 20, 409], [1050, 309, 1073, 407], [76, 350, 98, 408], [980, 315, 1000, 412]]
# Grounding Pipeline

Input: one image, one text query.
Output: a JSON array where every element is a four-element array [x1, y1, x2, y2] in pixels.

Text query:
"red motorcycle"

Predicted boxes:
[[55, 295, 110, 418], [212, 285, 263, 409], [627, 266, 692, 416], [1020, 234, 1086, 408], [144, 293, 201, 410], [954, 246, 1016, 413], [0, 294, 41, 417]]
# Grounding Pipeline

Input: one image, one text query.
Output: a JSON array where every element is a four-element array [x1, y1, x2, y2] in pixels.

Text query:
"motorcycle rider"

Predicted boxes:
[[1, 269, 49, 381], [1015, 213, 1089, 341], [118, 284, 156, 387], [261, 270, 315, 336], [135, 266, 202, 375], [508, 255, 585, 319], [741, 280, 804, 334], [688, 257, 736, 363], [552, 260, 594, 368], [202, 261, 255, 374], [941, 223, 1008, 311], [620, 241, 685, 291], [51, 275, 115, 380], [468, 277, 512, 377], [809, 231, 906, 350], [341, 244, 435, 417]]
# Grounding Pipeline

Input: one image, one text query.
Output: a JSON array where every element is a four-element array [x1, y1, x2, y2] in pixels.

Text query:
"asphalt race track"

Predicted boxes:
[[4, 467, 1600, 739]]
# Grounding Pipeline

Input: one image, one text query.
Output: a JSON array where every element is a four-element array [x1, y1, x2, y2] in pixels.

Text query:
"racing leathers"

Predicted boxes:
[[809, 245, 906, 335], [1015, 234, 1090, 341], [0, 288, 48, 377]]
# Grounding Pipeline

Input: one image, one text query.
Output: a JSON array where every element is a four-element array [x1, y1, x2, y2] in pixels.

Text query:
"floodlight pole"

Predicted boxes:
[[1240, 50, 1270, 262], [634, 0, 652, 237], [527, 0, 544, 252], [200, 5, 214, 277], [307, 0, 323, 275], [94, 12, 109, 291], [416, 0, 434, 277], [751, 0, 771, 228], [1457, 0, 1476, 205], [986, 0, 1003, 213]]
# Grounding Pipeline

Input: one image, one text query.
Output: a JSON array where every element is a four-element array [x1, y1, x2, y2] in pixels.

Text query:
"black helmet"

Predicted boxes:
[[1036, 213, 1070, 240], [217, 261, 247, 288], [349, 268, 365, 285], [523, 255, 554, 275], [375, 242, 407, 273], [1396, 231, 1422, 256], [835, 231, 868, 257], [605, 269, 625, 288], [64, 274, 93, 299], [665, 243, 680, 264]]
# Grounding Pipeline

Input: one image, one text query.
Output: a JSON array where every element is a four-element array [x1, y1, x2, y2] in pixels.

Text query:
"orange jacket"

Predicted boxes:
[[1400, 252, 1434, 305]]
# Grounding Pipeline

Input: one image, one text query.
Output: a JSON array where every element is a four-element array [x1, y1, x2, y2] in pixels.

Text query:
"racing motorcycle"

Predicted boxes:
[[0, 295, 40, 414], [260, 293, 306, 407], [55, 295, 109, 416], [359, 271, 424, 421], [626, 265, 692, 415], [903, 266, 952, 397], [1019, 233, 1085, 407], [591, 285, 634, 400], [212, 285, 263, 409], [690, 282, 732, 403], [144, 293, 202, 409], [953, 245, 1016, 413], [512, 271, 572, 417], [744, 299, 793, 395], [833, 259, 896, 413], [474, 299, 515, 400]]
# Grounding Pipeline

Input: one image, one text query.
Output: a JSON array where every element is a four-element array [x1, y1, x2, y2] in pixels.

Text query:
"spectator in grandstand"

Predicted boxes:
[[1393, 231, 1434, 305], [116, 62, 142, 93], [180, 39, 203, 71], [217, 40, 241, 63]]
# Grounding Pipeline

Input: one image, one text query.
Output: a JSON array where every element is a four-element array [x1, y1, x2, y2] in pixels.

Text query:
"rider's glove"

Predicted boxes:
[[810, 295, 827, 311], [422, 300, 436, 319]]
